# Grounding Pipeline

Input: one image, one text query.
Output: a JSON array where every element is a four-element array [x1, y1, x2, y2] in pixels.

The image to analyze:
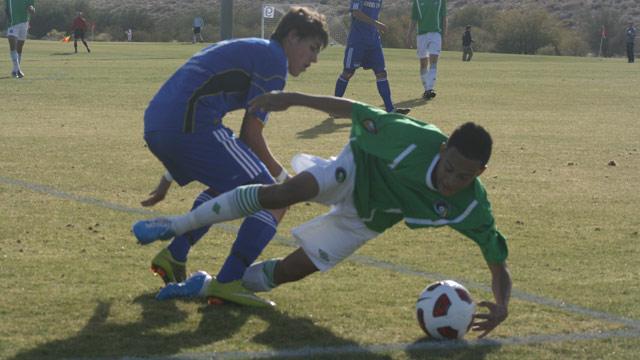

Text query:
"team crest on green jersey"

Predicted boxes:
[[433, 200, 449, 218], [335, 167, 347, 183], [362, 118, 377, 134]]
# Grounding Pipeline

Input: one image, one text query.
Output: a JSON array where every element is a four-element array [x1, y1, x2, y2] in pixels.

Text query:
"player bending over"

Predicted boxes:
[[138, 8, 328, 308], [134, 91, 512, 338]]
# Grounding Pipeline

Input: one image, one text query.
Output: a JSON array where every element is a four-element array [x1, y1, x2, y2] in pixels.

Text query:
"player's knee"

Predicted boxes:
[[374, 70, 387, 79], [341, 71, 354, 80]]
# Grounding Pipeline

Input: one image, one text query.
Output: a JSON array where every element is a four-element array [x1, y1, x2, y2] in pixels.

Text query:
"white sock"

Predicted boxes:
[[420, 68, 429, 91], [169, 185, 262, 236], [10, 51, 20, 72], [427, 64, 438, 90], [242, 259, 279, 292]]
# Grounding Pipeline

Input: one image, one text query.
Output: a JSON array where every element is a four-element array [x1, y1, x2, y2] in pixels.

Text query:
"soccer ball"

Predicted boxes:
[[416, 280, 475, 340]]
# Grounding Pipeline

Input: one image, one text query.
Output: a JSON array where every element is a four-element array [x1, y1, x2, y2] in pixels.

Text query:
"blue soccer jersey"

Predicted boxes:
[[144, 38, 287, 133], [348, 0, 383, 45]]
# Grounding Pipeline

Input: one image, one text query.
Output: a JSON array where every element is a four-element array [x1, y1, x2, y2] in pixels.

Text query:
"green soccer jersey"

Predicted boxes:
[[411, 0, 447, 34], [349, 102, 507, 264], [5, 0, 34, 26]]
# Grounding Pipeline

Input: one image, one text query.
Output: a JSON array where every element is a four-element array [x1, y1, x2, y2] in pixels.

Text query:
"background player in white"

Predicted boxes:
[[134, 91, 512, 338], [406, 0, 447, 100], [5, 0, 35, 78]]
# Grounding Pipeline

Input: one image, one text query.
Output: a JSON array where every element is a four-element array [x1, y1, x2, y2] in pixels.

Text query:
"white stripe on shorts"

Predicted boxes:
[[212, 128, 261, 177]]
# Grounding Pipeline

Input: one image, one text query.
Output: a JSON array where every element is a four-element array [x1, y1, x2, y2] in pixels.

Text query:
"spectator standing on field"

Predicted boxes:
[[192, 16, 205, 43], [406, 0, 447, 101], [5, 0, 35, 78], [626, 22, 636, 63], [71, 11, 91, 53], [462, 25, 473, 61], [126, 28, 133, 42]]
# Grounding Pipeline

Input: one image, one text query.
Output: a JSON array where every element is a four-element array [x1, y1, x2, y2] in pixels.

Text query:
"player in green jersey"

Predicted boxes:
[[132, 91, 511, 337], [405, 0, 447, 100], [5, 0, 35, 78]]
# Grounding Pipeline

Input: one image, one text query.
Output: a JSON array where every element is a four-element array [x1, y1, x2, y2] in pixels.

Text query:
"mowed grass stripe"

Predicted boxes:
[[3, 174, 638, 332]]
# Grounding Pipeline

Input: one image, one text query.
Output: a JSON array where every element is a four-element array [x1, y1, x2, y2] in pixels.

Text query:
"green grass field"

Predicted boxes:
[[1, 40, 639, 359]]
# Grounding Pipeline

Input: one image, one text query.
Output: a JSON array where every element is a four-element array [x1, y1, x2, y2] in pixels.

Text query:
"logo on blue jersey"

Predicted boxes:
[[362, 1, 381, 9], [335, 167, 347, 183], [433, 200, 449, 218]]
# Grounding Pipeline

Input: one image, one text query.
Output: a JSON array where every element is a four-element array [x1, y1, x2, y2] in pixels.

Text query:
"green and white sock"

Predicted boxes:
[[170, 185, 263, 235]]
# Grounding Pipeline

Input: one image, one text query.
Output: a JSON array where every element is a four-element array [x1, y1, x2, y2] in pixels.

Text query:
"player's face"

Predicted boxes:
[[283, 32, 322, 77], [434, 145, 486, 197]]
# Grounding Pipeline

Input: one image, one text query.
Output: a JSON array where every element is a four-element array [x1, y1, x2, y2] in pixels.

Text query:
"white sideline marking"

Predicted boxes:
[[110, 328, 640, 360], [3, 176, 640, 342]]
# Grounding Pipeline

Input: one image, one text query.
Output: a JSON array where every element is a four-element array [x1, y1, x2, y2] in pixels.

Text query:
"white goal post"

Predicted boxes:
[[261, 3, 350, 46]]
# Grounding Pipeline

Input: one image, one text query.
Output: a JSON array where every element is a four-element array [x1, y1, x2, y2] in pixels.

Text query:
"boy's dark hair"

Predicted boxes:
[[271, 7, 329, 49], [446, 122, 493, 165]]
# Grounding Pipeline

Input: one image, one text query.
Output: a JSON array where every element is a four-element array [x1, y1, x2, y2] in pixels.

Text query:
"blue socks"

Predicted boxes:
[[376, 78, 394, 112], [216, 211, 278, 283], [335, 75, 349, 97]]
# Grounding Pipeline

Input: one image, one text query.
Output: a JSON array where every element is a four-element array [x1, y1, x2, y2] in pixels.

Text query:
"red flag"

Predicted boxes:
[[601, 25, 607, 39]]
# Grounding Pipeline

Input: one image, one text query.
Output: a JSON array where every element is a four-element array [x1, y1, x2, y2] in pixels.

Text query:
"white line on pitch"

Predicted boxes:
[[2, 176, 639, 331]]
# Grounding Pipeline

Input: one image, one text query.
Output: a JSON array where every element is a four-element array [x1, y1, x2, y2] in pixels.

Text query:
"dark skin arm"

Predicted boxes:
[[473, 261, 511, 338]]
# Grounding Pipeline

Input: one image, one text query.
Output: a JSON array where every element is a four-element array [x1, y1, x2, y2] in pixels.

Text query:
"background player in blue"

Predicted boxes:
[[334, 0, 409, 114], [139, 7, 328, 307]]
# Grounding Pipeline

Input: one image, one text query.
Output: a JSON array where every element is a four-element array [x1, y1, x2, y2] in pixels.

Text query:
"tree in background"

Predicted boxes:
[[579, 8, 625, 57]]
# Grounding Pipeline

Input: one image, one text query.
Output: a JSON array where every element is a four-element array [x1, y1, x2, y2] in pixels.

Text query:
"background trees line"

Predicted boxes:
[[0, 0, 632, 57]]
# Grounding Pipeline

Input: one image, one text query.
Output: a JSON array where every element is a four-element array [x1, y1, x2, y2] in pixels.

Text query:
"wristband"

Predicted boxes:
[[163, 171, 174, 182], [275, 168, 289, 183]]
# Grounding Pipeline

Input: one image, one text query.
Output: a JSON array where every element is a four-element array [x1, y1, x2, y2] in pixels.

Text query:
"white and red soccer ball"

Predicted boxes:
[[416, 280, 475, 340]]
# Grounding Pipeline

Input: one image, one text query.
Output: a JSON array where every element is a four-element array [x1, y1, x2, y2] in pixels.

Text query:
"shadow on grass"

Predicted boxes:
[[296, 116, 351, 139], [50, 52, 76, 56], [406, 336, 499, 359], [9, 293, 392, 360], [296, 98, 434, 140]]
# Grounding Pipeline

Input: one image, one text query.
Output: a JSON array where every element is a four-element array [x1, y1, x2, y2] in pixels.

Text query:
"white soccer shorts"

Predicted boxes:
[[417, 32, 442, 58], [7, 22, 29, 41], [290, 146, 379, 272]]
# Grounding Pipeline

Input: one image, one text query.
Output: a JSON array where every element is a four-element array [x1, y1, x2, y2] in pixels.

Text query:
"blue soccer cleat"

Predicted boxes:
[[156, 271, 212, 301], [132, 218, 175, 245]]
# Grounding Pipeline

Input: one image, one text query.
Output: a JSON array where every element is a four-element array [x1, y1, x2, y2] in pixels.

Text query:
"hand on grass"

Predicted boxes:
[[472, 301, 508, 338], [140, 176, 172, 207]]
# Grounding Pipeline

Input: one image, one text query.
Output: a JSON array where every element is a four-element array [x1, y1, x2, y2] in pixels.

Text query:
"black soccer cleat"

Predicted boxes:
[[392, 107, 411, 115], [422, 90, 436, 100]]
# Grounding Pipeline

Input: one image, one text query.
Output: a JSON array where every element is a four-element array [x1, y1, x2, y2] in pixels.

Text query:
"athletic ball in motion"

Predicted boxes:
[[416, 280, 475, 340]]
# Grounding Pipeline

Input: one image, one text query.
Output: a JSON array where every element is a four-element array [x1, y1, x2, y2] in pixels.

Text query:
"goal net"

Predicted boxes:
[[261, 3, 350, 46]]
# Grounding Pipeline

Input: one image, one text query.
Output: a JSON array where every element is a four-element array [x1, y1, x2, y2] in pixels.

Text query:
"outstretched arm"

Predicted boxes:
[[249, 91, 355, 119], [473, 262, 511, 338]]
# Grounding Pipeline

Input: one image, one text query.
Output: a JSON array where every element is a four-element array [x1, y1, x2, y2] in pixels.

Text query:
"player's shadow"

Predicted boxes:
[[405, 336, 499, 359], [389, 98, 431, 112], [50, 52, 76, 56], [296, 116, 351, 139], [9, 293, 390, 359]]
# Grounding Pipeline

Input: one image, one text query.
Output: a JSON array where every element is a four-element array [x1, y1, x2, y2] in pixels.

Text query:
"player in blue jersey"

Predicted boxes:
[[334, 0, 409, 114], [138, 7, 328, 307]]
